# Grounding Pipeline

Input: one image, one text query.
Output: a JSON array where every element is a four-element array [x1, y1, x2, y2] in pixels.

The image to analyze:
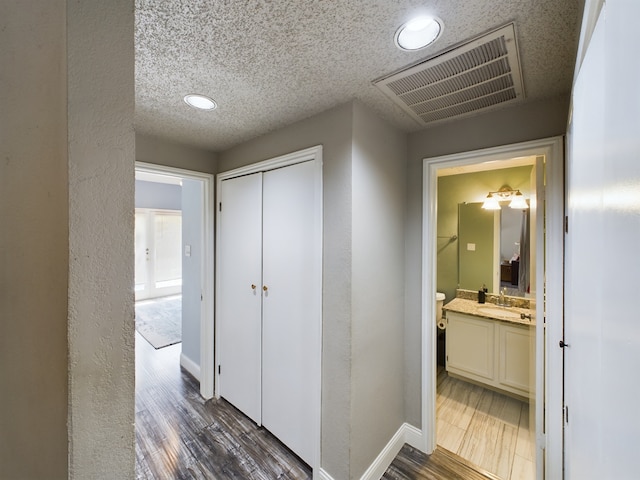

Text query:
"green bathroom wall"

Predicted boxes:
[[437, 165, 533, 302], [458, 202, 494, 291]]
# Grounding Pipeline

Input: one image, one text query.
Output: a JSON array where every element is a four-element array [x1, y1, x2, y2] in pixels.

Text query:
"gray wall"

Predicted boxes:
[[135, 180, 182, 210], [219, 101, 407, 479], [1, 2, 69, 477], [136, 133, 218, 174], [219, 102, 354, 479], [404, 95, 571, 428], [350, 104, 407, 477], [67, 1, 135, 477], [181, 179, 204, 373]]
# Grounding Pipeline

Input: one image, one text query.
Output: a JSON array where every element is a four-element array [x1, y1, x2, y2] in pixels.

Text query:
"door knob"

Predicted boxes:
[[263, 285, 268, 292]]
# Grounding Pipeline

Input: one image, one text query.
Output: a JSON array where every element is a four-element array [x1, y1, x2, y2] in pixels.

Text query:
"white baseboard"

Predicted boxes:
[[314, 424, 423, 480], [358, 423, 424, 480], [317, 468, 335, 480], [180, 352, 201, 381]]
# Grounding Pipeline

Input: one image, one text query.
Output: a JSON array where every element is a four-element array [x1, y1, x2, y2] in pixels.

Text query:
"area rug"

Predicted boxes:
[[135, 295, 182, 349]]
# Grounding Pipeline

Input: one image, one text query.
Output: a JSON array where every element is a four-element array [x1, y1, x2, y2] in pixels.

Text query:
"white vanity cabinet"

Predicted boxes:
[[446, 311, 533, 398]]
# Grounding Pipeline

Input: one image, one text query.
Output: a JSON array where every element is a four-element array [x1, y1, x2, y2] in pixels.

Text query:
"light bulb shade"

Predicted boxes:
[[509, 191, 529, 209], [394, 16, 443, 51], [482, 193, 501, 210], [184, 94, 217, 110]]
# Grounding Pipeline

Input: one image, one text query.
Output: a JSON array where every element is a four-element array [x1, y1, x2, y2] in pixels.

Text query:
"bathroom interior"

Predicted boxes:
[[434, 158, 539, 480]]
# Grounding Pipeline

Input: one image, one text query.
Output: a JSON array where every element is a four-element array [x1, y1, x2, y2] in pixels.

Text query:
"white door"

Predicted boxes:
[[217, 173, 263, 424], [261, 161, 320, 464], [565, 6, 606, 478]]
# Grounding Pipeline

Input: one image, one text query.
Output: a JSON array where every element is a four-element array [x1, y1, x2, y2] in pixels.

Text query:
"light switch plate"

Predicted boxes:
[[467, 243, 476, 251], [185, 245, 191, 257]]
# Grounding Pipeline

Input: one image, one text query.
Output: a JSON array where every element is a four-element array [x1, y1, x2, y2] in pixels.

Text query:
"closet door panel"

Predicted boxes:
[[261, 160, 320, 464], [218, 173, 263, 424]]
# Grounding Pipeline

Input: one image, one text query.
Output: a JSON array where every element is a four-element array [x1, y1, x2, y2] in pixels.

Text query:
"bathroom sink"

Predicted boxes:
[[477, 306, 522, 320]]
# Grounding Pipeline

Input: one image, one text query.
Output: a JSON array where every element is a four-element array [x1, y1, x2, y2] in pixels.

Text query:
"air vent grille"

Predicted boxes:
[[374, 24, 524, 126]]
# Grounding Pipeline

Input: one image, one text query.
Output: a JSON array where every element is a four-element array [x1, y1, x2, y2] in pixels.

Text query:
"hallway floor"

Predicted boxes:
[[135, 330, 503, 479], [135, 331, 311, 479]]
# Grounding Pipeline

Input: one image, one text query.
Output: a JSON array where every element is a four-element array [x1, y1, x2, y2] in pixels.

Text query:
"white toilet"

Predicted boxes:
[[436, 292, 446, 330]]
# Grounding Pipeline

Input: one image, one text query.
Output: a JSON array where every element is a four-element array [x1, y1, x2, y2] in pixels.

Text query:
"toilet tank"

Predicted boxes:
[[436, 292, 446, 322]]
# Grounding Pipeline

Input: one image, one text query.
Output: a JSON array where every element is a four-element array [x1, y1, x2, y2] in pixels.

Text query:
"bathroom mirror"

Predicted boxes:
[[457, 202, 530, 297]]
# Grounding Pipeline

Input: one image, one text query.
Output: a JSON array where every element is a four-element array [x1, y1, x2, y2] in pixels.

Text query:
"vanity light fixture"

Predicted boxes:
[[481, 186, 529, 210], [394, 15, 443, 51], [183, 93, 217, 111]]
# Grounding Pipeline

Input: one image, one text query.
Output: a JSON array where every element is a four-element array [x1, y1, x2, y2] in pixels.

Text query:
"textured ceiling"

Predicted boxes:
[[135, 0, 583, 152]]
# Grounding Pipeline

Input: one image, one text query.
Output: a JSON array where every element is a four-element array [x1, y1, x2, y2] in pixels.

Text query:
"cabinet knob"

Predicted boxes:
[[559, 340, 569, 348], [263, 285, 268, 292], [251, 284, 256, 290]]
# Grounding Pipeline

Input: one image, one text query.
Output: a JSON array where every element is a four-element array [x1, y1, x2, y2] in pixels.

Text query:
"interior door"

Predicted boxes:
[[261, 160, 320, 465], [564, 7, 606, 478], [217, 173, 263, 424]]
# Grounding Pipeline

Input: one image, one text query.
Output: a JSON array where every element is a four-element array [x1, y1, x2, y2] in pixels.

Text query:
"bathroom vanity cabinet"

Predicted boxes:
[[446, 311, 533, 398]]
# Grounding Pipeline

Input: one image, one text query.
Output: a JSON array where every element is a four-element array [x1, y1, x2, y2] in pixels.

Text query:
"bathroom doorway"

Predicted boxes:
[[421, 137, 565, 479]]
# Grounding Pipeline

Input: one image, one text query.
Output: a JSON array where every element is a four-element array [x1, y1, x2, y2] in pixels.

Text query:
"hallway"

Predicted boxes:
[[135, 332, 311, 479]]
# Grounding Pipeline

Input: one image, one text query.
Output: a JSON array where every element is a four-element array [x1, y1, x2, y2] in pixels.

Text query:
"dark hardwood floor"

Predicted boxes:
[[136, 331, 496, 480], [135, 331, 312, 479], [383, 445, 497, 480]]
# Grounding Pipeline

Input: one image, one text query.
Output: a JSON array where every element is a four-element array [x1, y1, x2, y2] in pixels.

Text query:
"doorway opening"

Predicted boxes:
[[421, 137, 564, 479], [135, 162, 215, 399]]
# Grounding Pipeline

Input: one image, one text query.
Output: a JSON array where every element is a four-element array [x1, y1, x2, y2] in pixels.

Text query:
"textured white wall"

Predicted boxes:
[[0, 2, 69, 477], [219, 103, 354, 479], [136, 133, 218, 173], [67, 1, 135, 478], [350, 103, 407, 478], [404, 96, 571, 427]]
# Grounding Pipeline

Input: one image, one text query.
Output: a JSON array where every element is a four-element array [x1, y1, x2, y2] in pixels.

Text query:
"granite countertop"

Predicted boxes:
[[443, 297, 536, 326]]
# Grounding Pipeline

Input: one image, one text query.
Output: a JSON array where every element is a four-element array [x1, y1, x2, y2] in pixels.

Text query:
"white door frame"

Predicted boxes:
[[135, 161, 215, 399], [215, 145, 323, 478], [420, 137, 564, 479]]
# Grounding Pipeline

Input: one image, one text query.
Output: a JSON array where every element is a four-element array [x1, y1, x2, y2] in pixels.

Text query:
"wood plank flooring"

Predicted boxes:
[[136, 329, 528, 479], [435, 371, 535, 480], [135, 331, 312, 479], [383, 445, 497, 480]]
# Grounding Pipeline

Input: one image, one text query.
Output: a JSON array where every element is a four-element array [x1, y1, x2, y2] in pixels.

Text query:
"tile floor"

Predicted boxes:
[[436, 370, 535, 480]]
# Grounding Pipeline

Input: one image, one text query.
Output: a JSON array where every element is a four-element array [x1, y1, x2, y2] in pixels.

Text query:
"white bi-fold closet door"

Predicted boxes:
[[217, 152, 322, 467]]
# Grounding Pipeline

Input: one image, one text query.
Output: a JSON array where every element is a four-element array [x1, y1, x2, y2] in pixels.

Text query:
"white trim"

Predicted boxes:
[[317, 469, 336, 480], [573, 0, 605, 81], [421, 137, 565, 480], [135, 161, 215, 400], [215, 145, 323, 479], [216, 145, 321, 181], [180, 352, 201, 380], [358, 423, 423, 480]]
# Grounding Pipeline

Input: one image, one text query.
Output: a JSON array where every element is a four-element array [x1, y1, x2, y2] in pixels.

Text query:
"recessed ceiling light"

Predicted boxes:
[[395, 16, 443, 51], [183, 94, 217, 111]]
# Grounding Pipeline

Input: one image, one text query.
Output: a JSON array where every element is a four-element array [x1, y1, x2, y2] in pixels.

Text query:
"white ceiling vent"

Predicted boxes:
[[374, 23, 524, 126]]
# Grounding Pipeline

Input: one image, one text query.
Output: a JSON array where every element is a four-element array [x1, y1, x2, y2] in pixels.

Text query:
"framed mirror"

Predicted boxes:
[[457, 202, 529, 296]]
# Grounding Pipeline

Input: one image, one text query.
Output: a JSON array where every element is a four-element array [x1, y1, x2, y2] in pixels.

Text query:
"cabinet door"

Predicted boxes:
[[217, 173, 263, 424], [499, 323, 532, 395], [261, 160, 320, 465], [446, 312, 494, 381]]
